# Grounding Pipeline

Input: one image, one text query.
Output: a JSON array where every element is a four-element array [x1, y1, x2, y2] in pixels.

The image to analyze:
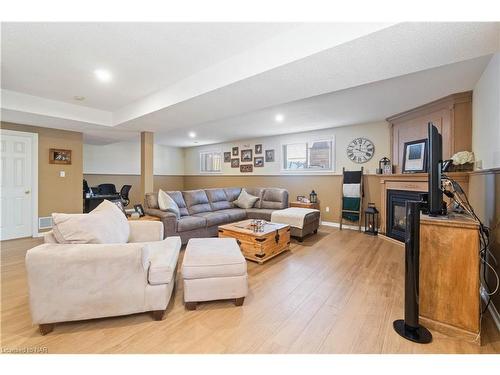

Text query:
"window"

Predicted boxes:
[[199, 151, 222, 173], [282, 139, 333, 171]]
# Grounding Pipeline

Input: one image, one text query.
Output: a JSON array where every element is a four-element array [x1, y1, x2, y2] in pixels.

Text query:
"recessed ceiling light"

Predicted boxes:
[[188, 131, 196, 138], [73, 95, 85, 101], [275, 114, 284, 123], [94, 69, 112, 82]]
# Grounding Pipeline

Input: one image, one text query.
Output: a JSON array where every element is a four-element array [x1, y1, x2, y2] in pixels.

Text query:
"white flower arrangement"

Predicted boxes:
[[451, 151, 474, 165]]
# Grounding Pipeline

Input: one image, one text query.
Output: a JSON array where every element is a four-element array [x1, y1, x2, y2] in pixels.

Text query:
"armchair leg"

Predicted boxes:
[[152, 309, 166, 321], [185, 302, 197, 311], [234, 297, 245, 306], [39, 323, 54, 335]]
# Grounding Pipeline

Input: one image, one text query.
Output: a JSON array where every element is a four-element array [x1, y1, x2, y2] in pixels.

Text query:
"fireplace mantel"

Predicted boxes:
[[379, 172, 469, 234]]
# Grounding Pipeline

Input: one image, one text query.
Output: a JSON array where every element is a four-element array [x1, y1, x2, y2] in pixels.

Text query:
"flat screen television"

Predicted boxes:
[[427, 122, 443, 216]]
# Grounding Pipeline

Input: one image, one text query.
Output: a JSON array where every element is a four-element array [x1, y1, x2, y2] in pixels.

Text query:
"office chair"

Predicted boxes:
[[83, 179, 90, 198], [98, 183, 117, 195], [120, 185, 132, 207]]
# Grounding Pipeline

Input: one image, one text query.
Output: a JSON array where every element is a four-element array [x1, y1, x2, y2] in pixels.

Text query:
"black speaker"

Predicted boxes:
[[393, 200, 432, 344]]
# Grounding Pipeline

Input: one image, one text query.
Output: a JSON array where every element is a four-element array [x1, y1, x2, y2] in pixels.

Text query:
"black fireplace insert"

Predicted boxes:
[[386, 189, 425, 242]]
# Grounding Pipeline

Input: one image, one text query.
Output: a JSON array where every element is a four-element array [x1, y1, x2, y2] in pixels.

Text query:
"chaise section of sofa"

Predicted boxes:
[[144, 187, 289, 244]]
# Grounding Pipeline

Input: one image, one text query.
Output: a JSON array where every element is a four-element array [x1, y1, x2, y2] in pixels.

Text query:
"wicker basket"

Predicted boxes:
[[448, 162, 473, 172]]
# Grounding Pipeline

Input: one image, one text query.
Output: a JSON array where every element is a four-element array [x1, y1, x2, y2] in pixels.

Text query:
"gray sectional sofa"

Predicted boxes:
[[144, 187, 320, 244]]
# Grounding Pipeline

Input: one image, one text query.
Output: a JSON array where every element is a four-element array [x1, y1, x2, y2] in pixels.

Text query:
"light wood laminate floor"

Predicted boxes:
[[1, 227, 499, 354]]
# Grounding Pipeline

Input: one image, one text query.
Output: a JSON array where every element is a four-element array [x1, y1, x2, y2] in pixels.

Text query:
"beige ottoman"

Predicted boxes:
[[182, 238, 248, 310]]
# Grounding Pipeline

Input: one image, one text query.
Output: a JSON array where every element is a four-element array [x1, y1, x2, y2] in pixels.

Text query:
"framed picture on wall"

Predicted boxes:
[[232, 147, 239, 156], [241, 149, 253, 162], [231, 158, 240, 168], [402, 139, 427, 173], [265, 149, 275, 162], [240, 164, 253, 173], [254, 157, 264, 167], [223, 152, 231, 163], [49, 148, 72, 164], [255, 144, 263, 154]]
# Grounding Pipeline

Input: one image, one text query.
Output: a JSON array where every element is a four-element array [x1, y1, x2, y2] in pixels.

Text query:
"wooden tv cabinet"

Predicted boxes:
[[419, 213, 481, 344]]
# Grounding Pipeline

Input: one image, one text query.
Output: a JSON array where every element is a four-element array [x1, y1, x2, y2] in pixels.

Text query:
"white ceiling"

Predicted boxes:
[[1, 22, 499, 146]]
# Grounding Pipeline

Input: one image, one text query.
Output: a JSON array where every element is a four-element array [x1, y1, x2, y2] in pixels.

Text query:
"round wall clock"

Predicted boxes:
[[346, 138, 375, 164]]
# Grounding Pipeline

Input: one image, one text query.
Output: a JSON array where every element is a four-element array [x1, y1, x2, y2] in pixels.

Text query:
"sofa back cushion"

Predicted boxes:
[[166, 191, 189, 216], [205, 188, 232, 211], [158, 189, 180, 218], [224, 187, 242, 206], [261, 188, 289, 210], [52, 200, 130, 244], [183, 190, 212, 214], [243, 187, 264, 208]]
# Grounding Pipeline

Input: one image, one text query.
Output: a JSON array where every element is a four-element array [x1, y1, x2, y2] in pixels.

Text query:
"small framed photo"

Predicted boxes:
[[254, 157, 264, 167], [231, 158, 240, 168], [49, 148, 72, 164], [241, 149, 253, 162], [255, 144, 263, 154], [232, 147, 239, 156], [224, 152, 231, 163], [265, 149, 275, 162], [297, 195, 306, 202], [134, 204, 145, 217], [240, 164, 253, 173], [402, 139, 428, 173]]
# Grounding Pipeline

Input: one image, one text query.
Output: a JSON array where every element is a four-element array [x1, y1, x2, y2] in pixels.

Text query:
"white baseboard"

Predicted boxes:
[[321, 221, 361, 231], [480, 286, 500, 333]]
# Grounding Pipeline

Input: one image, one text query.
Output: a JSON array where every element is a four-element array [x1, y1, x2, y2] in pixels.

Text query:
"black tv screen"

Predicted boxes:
[[427, 123, 443, 216]]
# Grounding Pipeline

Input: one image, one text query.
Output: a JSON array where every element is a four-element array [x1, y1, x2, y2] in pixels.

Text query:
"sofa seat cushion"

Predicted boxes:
[[245, 208, 276, 221], [144, 237, 181, 285], [183, 238, 247, 279], [205, 188, 232, 211], [261, 188, 288, 210], [193, 212, 231, 227], [52, 200, 130, 244], [216, 208, 247, 222], [177, 216, 207, 232], [183, 190, 212, 214]]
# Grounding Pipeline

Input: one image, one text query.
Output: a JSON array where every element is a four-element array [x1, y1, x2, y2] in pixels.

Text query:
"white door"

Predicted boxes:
[[0, 132, 33, 240]]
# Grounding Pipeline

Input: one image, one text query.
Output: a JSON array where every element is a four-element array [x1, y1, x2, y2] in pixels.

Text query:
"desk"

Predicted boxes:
[[84, 195, 121, 213]]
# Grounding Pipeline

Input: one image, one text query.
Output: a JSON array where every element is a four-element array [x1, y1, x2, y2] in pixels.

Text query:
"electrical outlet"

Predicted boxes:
[[59, 171, 65, 177], [325, 206, 330, 213]]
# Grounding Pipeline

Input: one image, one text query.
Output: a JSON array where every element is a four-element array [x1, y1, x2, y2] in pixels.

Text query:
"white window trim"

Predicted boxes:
[[280, 136, 335, 174], [199, 149, 223, 174]]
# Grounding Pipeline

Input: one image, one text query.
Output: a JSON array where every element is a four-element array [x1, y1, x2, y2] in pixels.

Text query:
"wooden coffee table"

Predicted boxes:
[[218, 220, 290, 264]]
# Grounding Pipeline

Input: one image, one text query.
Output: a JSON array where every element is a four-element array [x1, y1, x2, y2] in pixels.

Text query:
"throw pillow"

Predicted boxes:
[[234, 189, 260, 209], [158, 189, 180, 218], [52, 200, 130, 244]]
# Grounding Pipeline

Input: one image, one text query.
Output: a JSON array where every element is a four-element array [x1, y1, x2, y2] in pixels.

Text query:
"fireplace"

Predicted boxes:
[[386, 189, 425, 242]]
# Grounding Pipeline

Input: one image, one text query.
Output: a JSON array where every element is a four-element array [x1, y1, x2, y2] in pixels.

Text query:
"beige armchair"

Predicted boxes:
[[26, 220, 181, 335]]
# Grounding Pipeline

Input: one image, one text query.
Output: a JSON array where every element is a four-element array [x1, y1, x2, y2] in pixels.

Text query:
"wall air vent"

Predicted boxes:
[[38, 217, 53, 230]]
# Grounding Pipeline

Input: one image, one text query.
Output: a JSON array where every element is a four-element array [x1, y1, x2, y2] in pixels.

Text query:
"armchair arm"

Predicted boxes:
[[144, 208, 178, 236], [128, 220, 164, 243], [25, 242, 148, 324]]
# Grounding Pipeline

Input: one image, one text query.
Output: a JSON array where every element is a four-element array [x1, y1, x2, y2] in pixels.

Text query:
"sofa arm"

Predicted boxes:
[[142, 237, 181, 285], [25, 242, 148, 324], [145, 208, 178, 237], [128, 220, 164, 243]]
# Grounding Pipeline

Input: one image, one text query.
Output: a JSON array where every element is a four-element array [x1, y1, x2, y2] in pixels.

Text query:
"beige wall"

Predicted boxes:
[[184, 174, 381, 223], [184, 122, 390, 175], [468, 169, 500, 313], [1, 121, 83, 218], [84, 174, 185, 206], [472, 53, 500, 170]]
